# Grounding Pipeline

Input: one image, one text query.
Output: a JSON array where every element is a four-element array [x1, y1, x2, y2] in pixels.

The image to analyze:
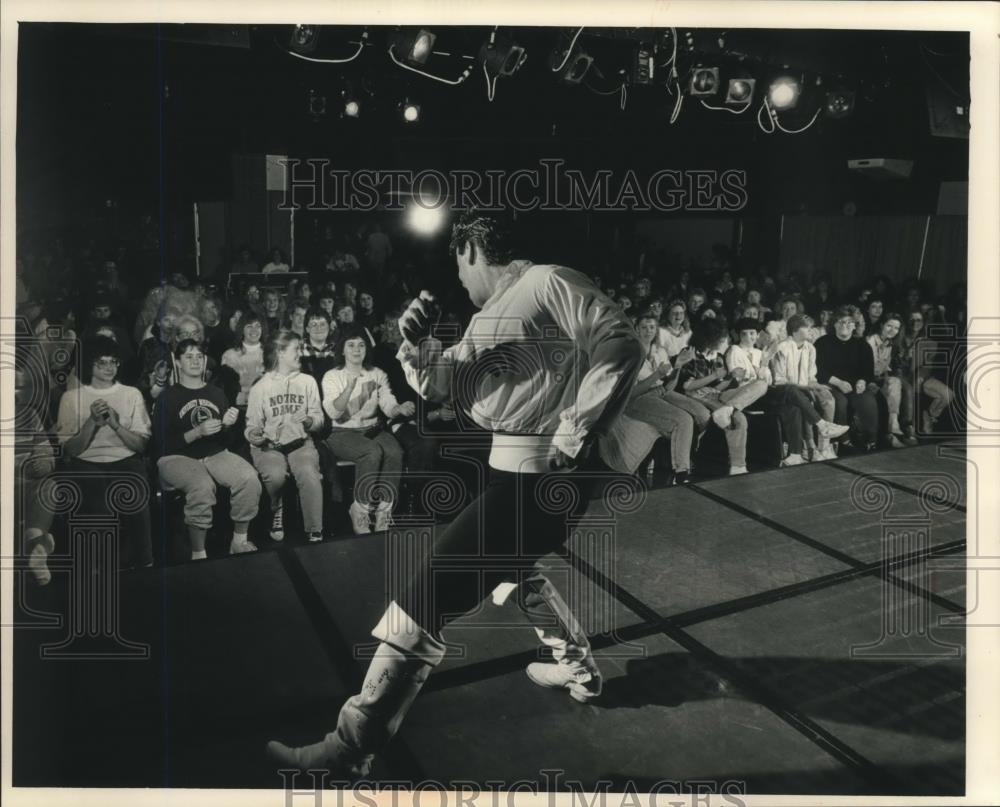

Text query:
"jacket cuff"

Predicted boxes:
[[551, 416, 587, 459]]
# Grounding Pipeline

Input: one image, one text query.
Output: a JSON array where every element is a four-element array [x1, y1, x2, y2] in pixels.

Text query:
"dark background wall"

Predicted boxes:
[[16, 24, 969, 291]]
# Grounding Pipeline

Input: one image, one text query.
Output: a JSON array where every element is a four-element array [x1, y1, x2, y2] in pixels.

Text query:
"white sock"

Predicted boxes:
[[25, 529, 54, 585], [233, 531, 248, 545], [191, 549, 207, 560]]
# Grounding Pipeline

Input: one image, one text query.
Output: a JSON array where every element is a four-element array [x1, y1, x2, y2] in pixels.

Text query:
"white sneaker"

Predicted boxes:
[[229, 537, 258, 555], [780, 453, 806, 467], [27, 532, 55, 586], [712, 405, 735, 430], [374, 501, 394, 532], [349, 501, 372, 535], [888, 434, 906, 449], [270, 507, 284, 542], [821, 445, 839, 460], [729, 465, 748, 476], [816, 420, 850, 440], [526, 662, 602, 703], [308, 531, 324, 543]]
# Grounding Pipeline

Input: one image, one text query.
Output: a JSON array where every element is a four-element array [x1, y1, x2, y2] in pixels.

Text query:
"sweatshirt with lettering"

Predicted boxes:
[[154, 382, 232, 459], [245, 370, 324, 446]]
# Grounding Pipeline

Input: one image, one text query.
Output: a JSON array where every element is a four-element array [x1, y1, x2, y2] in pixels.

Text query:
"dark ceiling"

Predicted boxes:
[[16, 23, 970, 230]]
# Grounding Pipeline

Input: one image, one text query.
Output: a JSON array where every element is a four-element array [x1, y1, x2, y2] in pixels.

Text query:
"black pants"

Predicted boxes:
[[397, 458, 603, 640], [829, 385, 880, 445]]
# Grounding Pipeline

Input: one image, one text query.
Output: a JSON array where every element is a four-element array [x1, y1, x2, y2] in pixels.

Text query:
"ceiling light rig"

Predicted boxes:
[[393, 28, 437, 66], [280, 25, 368, 64], [480, 29, 527, 101], [288, 25, 320, 54], [278, 26, 862, 134], [550, 27, 593, 84], [767, 74, 802, 110], [399, 98, 422, 124], [824, 88, 856, 119], [689, 67, 719, 96], [725, 77, 755, 105], [388, 26, 474, 85]]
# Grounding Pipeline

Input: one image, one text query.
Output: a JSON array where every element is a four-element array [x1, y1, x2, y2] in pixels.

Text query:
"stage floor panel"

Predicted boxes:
[[830, 443, 968, 509], [11, 445, 967, 794], [694, 461, 966, 565], [400, 630, 872, 794], [684, 574, 965, 795], [572, 485, 853, 617]]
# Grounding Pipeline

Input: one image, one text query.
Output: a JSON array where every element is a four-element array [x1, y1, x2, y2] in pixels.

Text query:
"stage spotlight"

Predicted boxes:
[[393, 28, 437, 65], [768, 75, 801, 110], [406, 199, 447, 236], [307, 89, 326, 118], [400, 100, 421, 123], [343, 98, 361, 118], [552, 50, 593, 84], [480, 34, 527, 76], [288, 25, 320, 54], [825, 89, 855, 119], [725, 78, 756, 105], [689, 67, 720, 96]]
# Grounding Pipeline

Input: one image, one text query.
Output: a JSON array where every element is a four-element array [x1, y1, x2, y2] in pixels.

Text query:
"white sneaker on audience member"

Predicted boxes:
[[816, 420, 850, 440], [781, 453, 806, 467], [711, 405, 735, 430], [229, 537, 258, 554], [308, 531, 323, 543], [729, 465, 748, 476], [270, 506, 284, 542], [349, 501, 372, 535], [26, 531, 55, 585]]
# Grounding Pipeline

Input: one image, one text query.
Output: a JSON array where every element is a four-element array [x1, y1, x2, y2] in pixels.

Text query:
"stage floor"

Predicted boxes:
[[13, 443, 967, 796]]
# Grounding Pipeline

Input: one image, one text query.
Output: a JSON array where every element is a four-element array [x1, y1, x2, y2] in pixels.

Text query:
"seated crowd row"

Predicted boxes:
[[14, 266, 959, 583]]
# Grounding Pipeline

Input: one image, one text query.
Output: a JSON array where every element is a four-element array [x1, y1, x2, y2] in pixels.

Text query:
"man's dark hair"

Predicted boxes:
[[689, 317, 730, 352], [449, 210, 517, 265], [786, 314, 808, 336], [80, 336, 121, 385], [335, 324, 374, 369], [173, 338, 203, 360]]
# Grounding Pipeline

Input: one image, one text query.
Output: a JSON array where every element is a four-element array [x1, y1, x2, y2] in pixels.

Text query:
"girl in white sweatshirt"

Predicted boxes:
[[245, 330, 325, 542], [321, 324, 413, 534]]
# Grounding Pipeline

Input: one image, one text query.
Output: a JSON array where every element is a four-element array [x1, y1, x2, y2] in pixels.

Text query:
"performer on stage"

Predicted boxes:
[[268, 210, 642, 776]]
